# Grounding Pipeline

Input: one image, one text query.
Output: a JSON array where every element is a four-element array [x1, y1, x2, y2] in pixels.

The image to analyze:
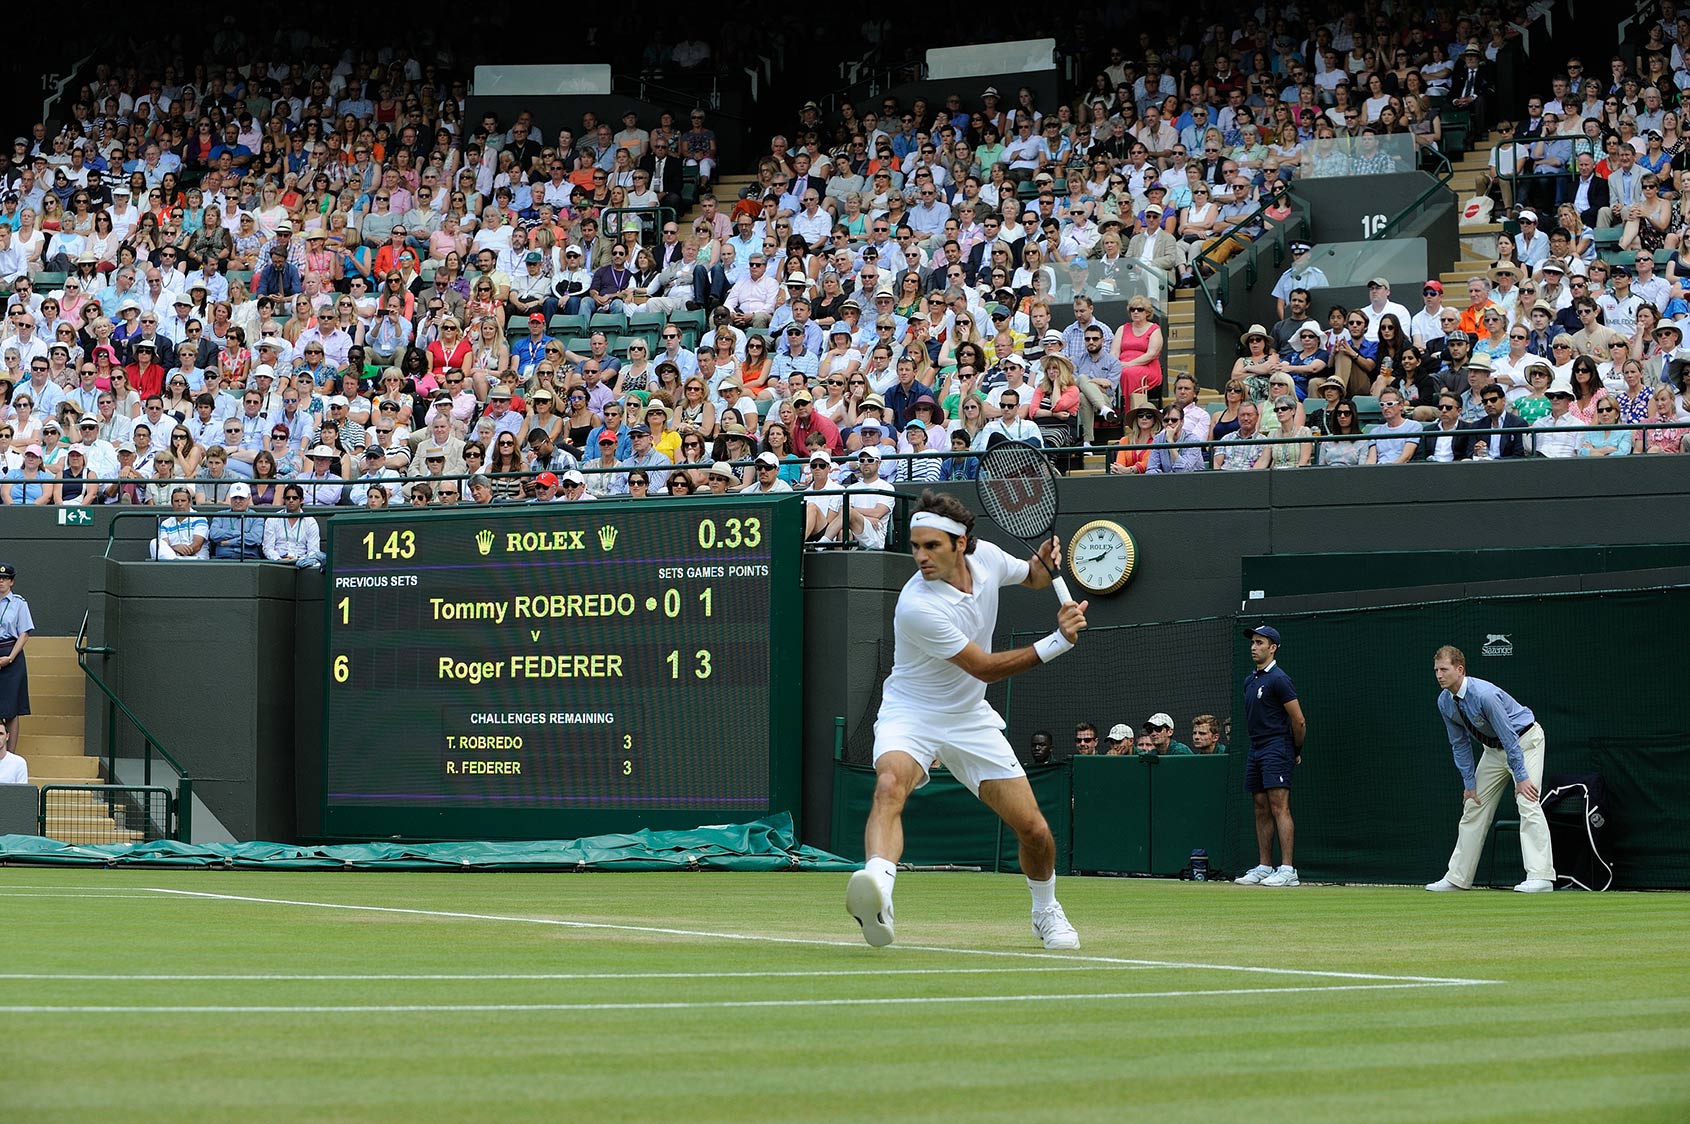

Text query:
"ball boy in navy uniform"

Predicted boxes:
[[1235, 625, 1306, 887]]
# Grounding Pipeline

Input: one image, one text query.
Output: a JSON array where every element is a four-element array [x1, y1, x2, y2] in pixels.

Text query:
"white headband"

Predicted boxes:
[[911, 512, 968, 537]]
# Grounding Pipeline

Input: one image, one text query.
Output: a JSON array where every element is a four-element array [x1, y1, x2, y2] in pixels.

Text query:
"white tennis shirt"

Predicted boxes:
[[881, 539, 1029, 717]]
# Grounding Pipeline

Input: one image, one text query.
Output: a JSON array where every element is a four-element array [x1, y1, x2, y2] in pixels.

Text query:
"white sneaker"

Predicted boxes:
[[1032, 903, 1080, 950], [1234, 864, 1273, 885], [845, 870, 895, 947], [1261, 865, 1300, 887], [1513, 878, 1554, 893], [1425, 878, 1469, 891]]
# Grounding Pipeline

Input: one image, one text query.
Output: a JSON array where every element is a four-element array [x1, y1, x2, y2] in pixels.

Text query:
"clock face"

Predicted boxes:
[[1067, 521, 1136, 594]]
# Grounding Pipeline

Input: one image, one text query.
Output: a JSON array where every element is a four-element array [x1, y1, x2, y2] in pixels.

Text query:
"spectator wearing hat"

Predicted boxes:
[[742, 450, 793, 494], [1144, 713, 1195, 756], [1125, 211, 1179, 277], [1359, 278, 1412, 343], [507, 250, 554, 321], [1449, 42, 1494, 127], [1271, 242, 1329, 320], [1411, 281, 1449, 350], [834, 445, 894, 550], [616, 424, 672, 492], [791, 389, 842, 456], [1514, 211, 1549, 268], [299, 444, 346, 506], [1530, 377, 1583, 457], [1098, 724, 1132, 756], [206, 484, 265, 559]]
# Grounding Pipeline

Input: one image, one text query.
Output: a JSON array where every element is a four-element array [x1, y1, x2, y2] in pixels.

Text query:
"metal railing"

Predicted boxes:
[[40, 784, 175, 845], [1194, 188, 1314, 338], [1369, 146, 1456, 245]]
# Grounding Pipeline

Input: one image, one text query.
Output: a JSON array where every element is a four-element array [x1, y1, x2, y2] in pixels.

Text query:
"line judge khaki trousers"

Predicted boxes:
[[1445, 724, 1555, 887]]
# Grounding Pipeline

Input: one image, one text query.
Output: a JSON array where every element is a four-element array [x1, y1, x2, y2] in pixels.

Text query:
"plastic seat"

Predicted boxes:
[[31, 270, 66, 289], [564, 336, 592, 354], [627, 308, 667, 346], [548, 312, 589, 337], [588, 311, 627, 336], [1351, 395, 1383, 424]]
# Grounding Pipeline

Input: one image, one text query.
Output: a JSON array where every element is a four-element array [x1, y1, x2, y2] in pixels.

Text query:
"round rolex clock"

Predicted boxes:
[[1065, 519, 1137, 595]]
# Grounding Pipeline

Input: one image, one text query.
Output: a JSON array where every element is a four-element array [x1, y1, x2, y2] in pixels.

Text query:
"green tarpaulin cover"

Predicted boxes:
[[0, 814, 858, 872]]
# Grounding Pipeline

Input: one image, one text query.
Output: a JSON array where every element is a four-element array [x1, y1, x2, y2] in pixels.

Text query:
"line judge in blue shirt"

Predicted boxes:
[[1234, 625, 1307, 888], [1427, 645, 1556, 893]]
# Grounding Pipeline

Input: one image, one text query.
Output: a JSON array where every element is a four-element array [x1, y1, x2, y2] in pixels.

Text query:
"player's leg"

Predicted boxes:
[[976, 776, 1079, 949], [863, 750, 926, 864], [977, 776, 1056, 878], [1444, 746, 1512, 888], [848, 748, 927, 947]]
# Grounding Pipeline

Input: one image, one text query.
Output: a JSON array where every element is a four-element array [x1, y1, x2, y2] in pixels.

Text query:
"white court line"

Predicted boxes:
[[0, 892, 162, 899], [0, 981, 1489, 1015], [0, 965, 1156, 982], [143, 888, 1502, 987]]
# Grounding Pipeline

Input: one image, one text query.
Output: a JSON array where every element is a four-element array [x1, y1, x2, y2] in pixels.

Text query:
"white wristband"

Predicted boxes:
[[1034, 631, 1075, 663]]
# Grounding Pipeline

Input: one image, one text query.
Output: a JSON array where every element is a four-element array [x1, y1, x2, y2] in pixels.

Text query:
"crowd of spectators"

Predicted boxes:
[[1033, 715, 1228, 764], [3, 10, 1687, 543]]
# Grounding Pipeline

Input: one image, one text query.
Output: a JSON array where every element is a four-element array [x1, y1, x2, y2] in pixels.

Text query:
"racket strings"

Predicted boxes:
[[977, 444, 1059, 541]]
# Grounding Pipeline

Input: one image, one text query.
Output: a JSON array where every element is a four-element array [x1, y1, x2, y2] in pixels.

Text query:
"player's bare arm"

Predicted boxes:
[[947, 599, 1088, 684]]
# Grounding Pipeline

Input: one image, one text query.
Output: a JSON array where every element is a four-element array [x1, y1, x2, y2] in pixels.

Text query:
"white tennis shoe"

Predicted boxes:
[[1425, 878, 1468, 891], [1234, 864, 1273, 885], [1032, 903, 1080, 949], [1513, 878, 1554, 893], [1261, 865, 1299, 887], [846, 870, 896, 947]]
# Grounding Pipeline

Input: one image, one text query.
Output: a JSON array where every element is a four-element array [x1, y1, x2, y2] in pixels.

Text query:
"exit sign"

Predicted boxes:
[[57, 508, 92, 526]]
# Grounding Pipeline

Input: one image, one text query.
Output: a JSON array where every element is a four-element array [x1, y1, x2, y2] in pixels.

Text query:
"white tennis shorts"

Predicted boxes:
[[874, 705, 1026, 794]]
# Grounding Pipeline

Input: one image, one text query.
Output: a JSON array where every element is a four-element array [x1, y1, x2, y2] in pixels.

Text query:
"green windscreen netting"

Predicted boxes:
[[1221, 587, 1690, 888], [0, 814, 857, 872]]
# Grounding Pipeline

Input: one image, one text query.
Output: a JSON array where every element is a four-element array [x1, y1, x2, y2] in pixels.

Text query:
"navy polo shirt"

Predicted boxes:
[[1243, 659, 1298, 749]]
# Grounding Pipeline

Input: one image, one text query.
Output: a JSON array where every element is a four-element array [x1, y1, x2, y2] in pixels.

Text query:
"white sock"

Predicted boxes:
[[866, 856, 898, 891], [1027, 874, 1057, 912]]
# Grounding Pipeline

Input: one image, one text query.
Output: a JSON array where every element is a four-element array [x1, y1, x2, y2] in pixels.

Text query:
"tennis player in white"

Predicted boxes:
[[846, 491, 1087, 949]]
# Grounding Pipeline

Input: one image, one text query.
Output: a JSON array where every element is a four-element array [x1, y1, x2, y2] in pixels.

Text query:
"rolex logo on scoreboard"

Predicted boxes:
[[598, 524, 618, 552], [476, 529, 495, 557]]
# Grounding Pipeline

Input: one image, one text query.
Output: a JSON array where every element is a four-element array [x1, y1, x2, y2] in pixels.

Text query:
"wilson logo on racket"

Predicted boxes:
[[986, 474, 1043, 515]]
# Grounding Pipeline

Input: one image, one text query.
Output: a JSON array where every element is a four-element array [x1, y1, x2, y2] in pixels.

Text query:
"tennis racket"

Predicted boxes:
[[975, 435, 1073, 605]]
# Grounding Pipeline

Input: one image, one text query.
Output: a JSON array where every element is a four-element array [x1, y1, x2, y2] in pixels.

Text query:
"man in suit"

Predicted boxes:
[[1457, 378, 1530, 459], [1572, 153, 1610, 229], [639, 136, 684, 213], [964, 216, 1016, 279], [1125, 207, 1180, 277], [1449, 42, 1494, 127]]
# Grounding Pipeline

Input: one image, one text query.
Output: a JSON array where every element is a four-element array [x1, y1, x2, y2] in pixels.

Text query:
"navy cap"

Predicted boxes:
[[1245, 624, 1282, 645], [628, 424, 651, 436], [0, 562, 14, 579]]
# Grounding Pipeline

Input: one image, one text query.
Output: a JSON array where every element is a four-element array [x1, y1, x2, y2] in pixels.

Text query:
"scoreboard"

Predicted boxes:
[[321, 496, 805, 840]]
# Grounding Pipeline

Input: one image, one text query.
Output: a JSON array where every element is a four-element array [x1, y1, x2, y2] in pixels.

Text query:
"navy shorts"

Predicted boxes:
[[1244, 743, 1295, 793]]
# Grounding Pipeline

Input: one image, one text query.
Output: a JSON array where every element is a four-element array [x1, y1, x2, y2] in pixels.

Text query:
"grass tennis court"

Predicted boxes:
[[3, 868, 1687, 1122]]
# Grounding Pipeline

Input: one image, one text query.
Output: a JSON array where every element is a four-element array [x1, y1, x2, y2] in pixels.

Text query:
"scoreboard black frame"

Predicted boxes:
[[320, 495, 805, 841]]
